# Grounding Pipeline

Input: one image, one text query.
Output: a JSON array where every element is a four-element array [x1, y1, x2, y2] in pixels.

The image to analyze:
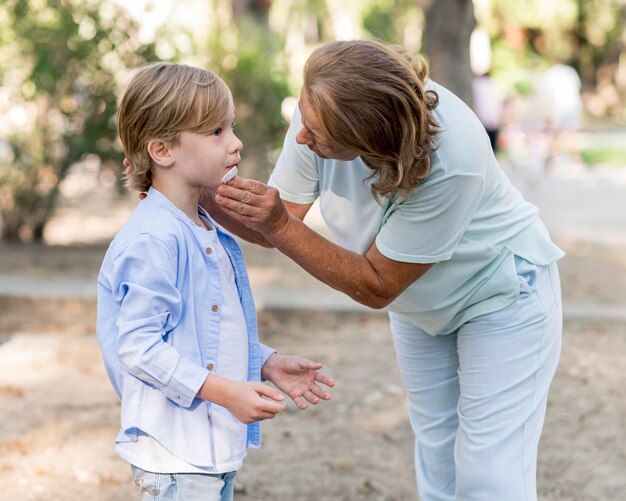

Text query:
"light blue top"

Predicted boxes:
[[96, 187, 275, 468], [269, 81, 564, 335]]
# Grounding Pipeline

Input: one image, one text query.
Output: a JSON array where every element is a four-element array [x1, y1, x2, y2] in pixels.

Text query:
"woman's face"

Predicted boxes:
[[295, 89, 358, 161]]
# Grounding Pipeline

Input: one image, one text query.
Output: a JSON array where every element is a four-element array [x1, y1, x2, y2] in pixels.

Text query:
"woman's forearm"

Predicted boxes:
[[199, 189, 274, 248], [214, 178, 430, 306], [263, 214, 399, 308]]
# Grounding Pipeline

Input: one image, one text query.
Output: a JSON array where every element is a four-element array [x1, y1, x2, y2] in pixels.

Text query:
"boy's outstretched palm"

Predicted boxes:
[[262, 353, 335, 410]]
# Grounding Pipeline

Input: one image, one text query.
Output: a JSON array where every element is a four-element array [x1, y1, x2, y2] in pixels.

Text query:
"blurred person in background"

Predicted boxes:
[[538, 61, 584, 167], [472, 71, 504, 153]]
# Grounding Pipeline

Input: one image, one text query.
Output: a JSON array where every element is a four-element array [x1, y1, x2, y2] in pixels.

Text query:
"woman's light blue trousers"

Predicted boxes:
[[390, 257, 562, 501]]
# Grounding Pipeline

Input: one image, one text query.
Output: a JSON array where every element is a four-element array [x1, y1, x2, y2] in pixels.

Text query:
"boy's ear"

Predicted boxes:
[[147, 139, 174, 167]]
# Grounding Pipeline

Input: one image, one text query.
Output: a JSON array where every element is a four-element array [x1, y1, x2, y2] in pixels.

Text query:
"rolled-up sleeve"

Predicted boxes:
[[377, 173, 484, 264], [259, 343, 277, 366], [112, 234, 209, 408]]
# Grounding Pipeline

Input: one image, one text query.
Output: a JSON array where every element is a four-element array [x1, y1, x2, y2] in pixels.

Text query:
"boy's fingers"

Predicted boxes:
[[263, 399, 286, 414], [303, 390, 320, 404], [315, 372, 336, 387], [310, 384, 332, 401], [298, 359, 323, 371], [294, 396, 308, 410], [255, 383, 285, 402], [259, 408, 283, 420], [267, 400, 287, 414], [255, 399, 286, 418], [257, 413, 274, 421]]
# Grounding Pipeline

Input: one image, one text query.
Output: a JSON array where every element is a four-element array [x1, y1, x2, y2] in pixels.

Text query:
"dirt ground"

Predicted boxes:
[[0, 237, 625, 501], [1, 182, 626, 501]]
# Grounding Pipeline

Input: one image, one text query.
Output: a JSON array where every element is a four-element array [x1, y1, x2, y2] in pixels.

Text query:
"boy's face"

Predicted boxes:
[[170, 111, 242, 189]]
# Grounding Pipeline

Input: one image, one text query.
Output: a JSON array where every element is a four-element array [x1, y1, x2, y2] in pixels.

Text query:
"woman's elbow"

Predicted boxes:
[[353, 289, 397, 310]]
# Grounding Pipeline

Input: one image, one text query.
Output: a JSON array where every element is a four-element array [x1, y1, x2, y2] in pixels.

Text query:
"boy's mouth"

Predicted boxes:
[[221, 165, 238, 184]]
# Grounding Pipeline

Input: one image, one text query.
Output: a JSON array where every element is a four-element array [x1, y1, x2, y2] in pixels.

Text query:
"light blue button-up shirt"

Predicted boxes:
[[96, 188, 275, 467]]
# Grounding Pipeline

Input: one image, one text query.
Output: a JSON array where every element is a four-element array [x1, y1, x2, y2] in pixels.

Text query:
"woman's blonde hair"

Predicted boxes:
[[118, 62, 232, 192], [303, 40, 440, 200]]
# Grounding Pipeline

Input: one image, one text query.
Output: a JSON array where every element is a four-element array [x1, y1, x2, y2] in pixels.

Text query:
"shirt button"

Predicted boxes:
[[207, 363, 214, 370], [205, 247, 212, 254], [211, 305, 219, 312]]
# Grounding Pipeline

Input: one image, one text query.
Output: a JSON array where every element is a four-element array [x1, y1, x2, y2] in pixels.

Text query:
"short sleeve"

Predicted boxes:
[[268, 105, 320, 204], [376, 173, 484, 263]]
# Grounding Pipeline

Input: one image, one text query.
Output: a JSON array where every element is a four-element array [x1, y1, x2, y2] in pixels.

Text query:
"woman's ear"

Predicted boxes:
[[147, 139, 174, 167]]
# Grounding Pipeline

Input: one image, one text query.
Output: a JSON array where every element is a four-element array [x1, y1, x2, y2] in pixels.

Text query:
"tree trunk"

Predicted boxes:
[[232, 0, 271, 26], [421, 0, 476, 107]]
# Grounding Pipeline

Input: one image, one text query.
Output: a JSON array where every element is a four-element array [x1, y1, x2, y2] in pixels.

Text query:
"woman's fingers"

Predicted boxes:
[[216, 179, 279, 210], [215, 187, 261, 211], [226, 176, 269, 195]]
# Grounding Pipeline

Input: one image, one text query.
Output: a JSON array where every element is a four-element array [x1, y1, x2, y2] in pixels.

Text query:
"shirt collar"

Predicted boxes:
[[145, 186, 213, 229]]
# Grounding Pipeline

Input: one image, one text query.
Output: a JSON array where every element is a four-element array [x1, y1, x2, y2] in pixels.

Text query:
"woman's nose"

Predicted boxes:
[[296, 127, 313, 146]]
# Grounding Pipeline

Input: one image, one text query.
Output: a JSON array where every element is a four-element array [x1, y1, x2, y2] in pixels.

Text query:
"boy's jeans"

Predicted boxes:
[[389, 257, 562, 500], [131, 465, 236, 501]]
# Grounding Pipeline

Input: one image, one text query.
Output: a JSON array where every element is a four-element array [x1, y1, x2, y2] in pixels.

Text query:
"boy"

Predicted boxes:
[[96, 62, 334, 500]]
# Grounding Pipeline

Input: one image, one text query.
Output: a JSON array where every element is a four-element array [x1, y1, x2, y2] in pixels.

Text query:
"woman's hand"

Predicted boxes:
[[214, 177, 290, 237]]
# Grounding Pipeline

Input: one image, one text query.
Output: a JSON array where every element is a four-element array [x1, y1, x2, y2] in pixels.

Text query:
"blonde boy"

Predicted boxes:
[[96, 62, 333, 500]]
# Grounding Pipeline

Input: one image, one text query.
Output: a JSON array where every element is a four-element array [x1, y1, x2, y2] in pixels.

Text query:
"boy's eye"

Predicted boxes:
[[231, 122, 237, 130], [212, 128, 222, 136]]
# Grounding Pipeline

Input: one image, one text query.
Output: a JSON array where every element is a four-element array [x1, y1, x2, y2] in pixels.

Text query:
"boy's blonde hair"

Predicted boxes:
[[303, 40, 440, 201], [118, 62, 233, 192]]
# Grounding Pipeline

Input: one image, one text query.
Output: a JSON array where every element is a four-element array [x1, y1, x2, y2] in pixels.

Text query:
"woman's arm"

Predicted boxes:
[[214, 178, 432, 309]]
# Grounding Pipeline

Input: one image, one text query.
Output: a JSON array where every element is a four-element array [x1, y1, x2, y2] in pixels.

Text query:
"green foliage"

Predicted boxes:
[[0, 0, 156, 241], [361, 0, 422, 45], [225, 21, 290, 146], [580, 149, 626, 166], [486, 0, 626, 120], [204, 16, 291, 181], [363, 1, 396, 42]]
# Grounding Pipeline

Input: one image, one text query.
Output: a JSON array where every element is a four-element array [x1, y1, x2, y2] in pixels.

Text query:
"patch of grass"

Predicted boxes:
[[580, 149, 626, 166]]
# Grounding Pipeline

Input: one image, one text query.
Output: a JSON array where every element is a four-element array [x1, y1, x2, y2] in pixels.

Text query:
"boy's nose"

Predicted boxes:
[[232, 134, 243, 152]]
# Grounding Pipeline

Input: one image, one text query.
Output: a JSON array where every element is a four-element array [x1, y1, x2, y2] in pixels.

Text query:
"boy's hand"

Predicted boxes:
[[261, 353, 335, 410], [223, 380, 286, 424], [199, 376, 286, 424]]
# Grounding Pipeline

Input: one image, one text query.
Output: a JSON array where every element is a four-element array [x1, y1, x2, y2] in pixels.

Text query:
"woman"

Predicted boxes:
[[208, 39, 564, 500]]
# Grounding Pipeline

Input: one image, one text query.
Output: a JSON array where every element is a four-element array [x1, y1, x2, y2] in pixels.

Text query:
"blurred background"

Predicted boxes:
[[0, 1, 625, 500], [0, 0, 625, 243]]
